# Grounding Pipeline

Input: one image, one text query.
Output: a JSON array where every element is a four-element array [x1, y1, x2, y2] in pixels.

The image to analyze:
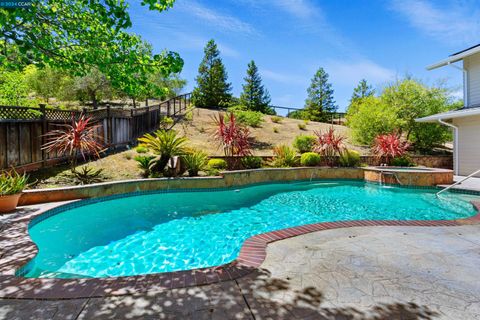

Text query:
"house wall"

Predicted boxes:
[[453, 115, 480, 176], [465, 53, 480, 107]]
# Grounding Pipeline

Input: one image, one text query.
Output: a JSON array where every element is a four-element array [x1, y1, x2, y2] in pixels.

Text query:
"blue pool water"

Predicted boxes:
[[25, 180, 479, 278]]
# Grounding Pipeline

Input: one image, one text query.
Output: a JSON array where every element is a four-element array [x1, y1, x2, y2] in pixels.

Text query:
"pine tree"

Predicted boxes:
[[192, 39, 232, 108], [350, 79, 374, 102], [304, 68, 337, 122], [239, 60, 272, 114]]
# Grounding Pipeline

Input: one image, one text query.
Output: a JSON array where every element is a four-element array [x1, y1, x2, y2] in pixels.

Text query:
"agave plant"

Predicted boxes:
[[212, 113, 252, 157], [182, 150, 208, 177], [0, 170, 28, 196], [42, 115, 104, 168], [313, 127, 345, 167], [372, 132, 410, 165], [70, 166, 104, 185], [138, 130, 188, 173]]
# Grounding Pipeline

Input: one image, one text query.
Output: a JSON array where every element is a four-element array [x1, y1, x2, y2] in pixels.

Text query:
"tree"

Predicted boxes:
[[346, 96, 400, 145], [73, 69, 113, 109], [192, 39, 232, 108], [346, 79, 457, 151], [239, 60, 272, 114], [0, 68, 29, 106], [147, 73, 187, 100], [381, 79, 455, 152], [304, 68, 337, 122], [350, 79, 375, 102], [0, 0, 183, 98], [24, 65, 73, 104]]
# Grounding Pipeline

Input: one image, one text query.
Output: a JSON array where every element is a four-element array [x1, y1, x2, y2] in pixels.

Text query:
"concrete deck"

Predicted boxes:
[[438, 176, 480, 192], [1, 225, 479, 319]]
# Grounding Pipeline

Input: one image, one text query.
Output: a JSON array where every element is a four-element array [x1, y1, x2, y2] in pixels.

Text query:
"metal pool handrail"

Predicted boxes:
[[437, 168, 480, 197]]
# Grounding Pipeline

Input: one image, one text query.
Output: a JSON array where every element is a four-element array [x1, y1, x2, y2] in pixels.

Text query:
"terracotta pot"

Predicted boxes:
[[0, 193, 22, 213]]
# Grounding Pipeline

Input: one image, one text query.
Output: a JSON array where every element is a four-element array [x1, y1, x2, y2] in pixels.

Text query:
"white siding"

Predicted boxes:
[[465, 53, 480, 107], [453, 115, 480, 177]]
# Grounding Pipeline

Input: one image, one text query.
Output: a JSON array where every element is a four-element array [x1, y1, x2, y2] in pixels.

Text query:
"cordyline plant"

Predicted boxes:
[[313, 127, 345, 167], [212, 112, 252, 169], [42, 115, 104, 169], [372, 132, 410, 165]]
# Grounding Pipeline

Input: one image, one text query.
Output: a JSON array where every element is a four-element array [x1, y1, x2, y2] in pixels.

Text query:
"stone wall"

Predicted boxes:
[[19, 168, 363, 206]]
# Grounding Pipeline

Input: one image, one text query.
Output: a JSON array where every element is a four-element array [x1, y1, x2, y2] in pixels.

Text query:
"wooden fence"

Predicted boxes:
[[0, 93, 191, 171]]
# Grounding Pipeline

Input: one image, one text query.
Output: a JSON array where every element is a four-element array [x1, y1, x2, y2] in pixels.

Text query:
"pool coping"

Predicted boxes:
[[1, 189, 479, 300]]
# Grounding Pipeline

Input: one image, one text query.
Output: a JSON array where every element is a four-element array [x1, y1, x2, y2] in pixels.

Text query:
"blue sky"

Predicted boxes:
[[129, 0, 479, 112]]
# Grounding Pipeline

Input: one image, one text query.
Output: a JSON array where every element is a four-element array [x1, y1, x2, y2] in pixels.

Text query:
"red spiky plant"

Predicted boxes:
[[313, 127, 345, 167], [372, 132, 410, 165], [42, 115, 104, 168], [212, 112, 252, 168]]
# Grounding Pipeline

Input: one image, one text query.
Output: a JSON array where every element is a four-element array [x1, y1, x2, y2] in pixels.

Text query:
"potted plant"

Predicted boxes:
[[0, 170, 28, 213]]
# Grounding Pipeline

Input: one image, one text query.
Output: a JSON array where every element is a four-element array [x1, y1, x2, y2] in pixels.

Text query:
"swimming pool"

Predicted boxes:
[[24, 180, 479, 279]]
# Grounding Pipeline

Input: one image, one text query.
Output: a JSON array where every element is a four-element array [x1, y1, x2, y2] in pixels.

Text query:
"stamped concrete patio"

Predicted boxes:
[[1, 225, 479, 319]]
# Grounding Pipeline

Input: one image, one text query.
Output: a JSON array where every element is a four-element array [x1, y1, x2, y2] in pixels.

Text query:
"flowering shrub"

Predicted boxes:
[[372, 132, 410, 164], [313, 127, 345, 167]]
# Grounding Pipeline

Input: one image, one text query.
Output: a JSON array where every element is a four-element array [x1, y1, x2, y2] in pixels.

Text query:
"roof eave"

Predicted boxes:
[[426, 45, 480, 70], [416, 109, 480, 122]]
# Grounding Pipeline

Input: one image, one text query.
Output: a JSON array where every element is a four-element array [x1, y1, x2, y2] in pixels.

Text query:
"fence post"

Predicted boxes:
[[130, 108, 134, 142], [167, 101, 171, 117], [39, 104, 47, 166], [146, 106, 151, 130], [106, 104, 112, 147]]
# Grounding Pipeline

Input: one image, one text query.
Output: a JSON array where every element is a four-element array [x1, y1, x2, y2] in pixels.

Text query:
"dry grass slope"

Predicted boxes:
[[176, 108, 366, 156]]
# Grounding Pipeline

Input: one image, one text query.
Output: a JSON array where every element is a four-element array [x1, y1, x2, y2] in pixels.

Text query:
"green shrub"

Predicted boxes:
[[229, 108, 264, 127], [135, 145, 148, 153], [293, 135, 316, 153], [304, 119, 310, 125], [183, 150, 208, 176], [208, 158, 227, 170], [160, 116, 175, 129], [272, 145, 298, 167], [300, 152, 321, 167], [271, 116, 282, 123], [298, 123, 307, 130], [138, 129, 188, 173], [0, 170, 28, 195], [134, 155, 155, 177], [273, 127, 279, 133], [339, 150, 361, 167], [391, 155, 415, 167], [241, 156, 263, 169]]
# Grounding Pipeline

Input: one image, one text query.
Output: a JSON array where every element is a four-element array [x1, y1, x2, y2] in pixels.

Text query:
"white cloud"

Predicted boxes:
[[239, 0, 320, 20], [324, 60, 396, 87], [391, 0, 480, 45], [271, 0, 320, 19], [260, 69, 308, 85], [170, 32, 241, 58], [178, 0, 256, 35]]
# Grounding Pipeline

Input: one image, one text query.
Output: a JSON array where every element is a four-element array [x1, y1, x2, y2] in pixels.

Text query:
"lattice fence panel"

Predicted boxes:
[[0, 106, 42, 120]]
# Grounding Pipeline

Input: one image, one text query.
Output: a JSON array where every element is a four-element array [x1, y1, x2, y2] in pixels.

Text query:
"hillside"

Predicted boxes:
[[30, 108, 367, 188], [175, 108, 366, 156]]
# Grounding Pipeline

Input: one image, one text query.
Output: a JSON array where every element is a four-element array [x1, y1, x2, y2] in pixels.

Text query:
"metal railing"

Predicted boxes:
[[436, 168, 480, 197]]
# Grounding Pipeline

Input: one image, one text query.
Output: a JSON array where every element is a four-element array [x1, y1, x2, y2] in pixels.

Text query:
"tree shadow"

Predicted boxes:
[[0, 268, 441, 320]]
